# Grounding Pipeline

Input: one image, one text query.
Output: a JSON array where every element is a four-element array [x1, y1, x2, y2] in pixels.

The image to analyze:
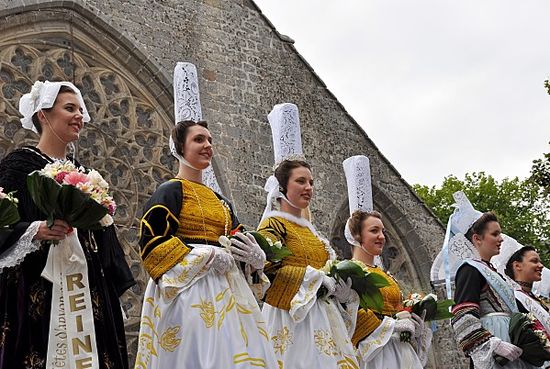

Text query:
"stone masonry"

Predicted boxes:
[[0, 1, 468, 367]]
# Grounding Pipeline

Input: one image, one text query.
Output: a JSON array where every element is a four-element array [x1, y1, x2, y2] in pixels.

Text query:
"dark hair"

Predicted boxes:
[[504, 246, 537, 279], [171, 120, 209, 157], [274, 159, 312, 194], [31, 85, 76, 134], [348, 210, 383, 243], [464, 212, 498, 243]]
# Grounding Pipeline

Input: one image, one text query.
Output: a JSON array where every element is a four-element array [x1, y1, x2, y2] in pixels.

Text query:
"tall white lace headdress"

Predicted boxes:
[[430, 191, 483, 297], [260, 103, 305, 222], [342, 155, 383, 267], [19, 80, 90, 133], [172, 62, 222, 194]]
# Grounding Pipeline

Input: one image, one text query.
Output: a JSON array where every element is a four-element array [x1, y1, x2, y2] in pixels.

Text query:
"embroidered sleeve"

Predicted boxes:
[[451, 264, 493, 356], [352, 308, 383, 346], [140, 180, 190, 281]]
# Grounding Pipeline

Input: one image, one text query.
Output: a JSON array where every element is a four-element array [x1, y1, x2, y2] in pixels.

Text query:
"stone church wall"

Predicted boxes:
[[0, 1, 467, 367]]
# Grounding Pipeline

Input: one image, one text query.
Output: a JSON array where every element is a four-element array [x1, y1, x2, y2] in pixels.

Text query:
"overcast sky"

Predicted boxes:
[[254, 0, 550, 186]]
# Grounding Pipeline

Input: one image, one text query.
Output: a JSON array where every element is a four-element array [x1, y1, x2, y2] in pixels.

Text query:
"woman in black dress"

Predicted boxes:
[[0, 81, 135, 369]]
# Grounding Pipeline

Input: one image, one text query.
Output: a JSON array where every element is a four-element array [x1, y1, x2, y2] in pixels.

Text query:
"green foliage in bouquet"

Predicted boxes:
[[0, 191, 20, 227], [27, 172, 107, 230], [404, 294, 455, 321], [326, 260, 390, 312], [247, 231, 292, 263]]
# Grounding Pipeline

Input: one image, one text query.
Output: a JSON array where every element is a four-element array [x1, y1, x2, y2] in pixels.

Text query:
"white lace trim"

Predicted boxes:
[[469, 336, 500, 369], [264, 210, 337, 260], [0, 221, 42, 273]]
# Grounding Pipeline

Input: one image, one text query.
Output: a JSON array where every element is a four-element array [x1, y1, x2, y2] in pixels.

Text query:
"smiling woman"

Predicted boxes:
[[446, 192, 537, 369], [504, 246, 550, 369], [0, 80, 135, 369], [134, 118, 279, 369], [256, 103, 359, 369]]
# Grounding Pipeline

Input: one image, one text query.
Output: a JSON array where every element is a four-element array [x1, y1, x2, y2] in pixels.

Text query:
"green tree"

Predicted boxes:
[[413, 172, 550, 267], [530, 143, 549, 193]]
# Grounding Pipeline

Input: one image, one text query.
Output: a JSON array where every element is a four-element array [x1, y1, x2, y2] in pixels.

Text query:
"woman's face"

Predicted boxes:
[[513, 250, 544, 283], [474, 221, 504, 259], [40, 92, 84, 143], [182, 125, 213, 170], [360, 216, 386, 256], [284, 166, 313, 209]]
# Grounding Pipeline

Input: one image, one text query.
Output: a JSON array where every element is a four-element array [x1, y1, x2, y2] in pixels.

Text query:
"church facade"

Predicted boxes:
[[0, 1, 466, 367]]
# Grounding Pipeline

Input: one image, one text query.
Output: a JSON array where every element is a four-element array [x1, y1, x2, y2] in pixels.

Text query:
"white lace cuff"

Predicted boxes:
[[0, 221, 42, 273], [469, 336, 500, 369]]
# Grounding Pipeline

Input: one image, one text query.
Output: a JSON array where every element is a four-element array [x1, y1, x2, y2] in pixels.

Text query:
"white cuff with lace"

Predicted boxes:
[[0, 221, 42, 273], [469, 337, 501, 369]]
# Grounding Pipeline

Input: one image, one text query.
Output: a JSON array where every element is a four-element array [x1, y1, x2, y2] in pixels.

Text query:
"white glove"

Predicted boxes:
[[229, 232, 266, 270], [494, 340, 522, 362], [394, 317, 416, 336], [333, 277, 354, 304], [211, 248, 233, 275], [411, 311, 426, 339], [321, 275, 336, 297]]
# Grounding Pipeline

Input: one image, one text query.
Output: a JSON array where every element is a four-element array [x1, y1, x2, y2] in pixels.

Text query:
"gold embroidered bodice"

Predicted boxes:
[[257, 215, 330, 310], [259, 216, 329, 269], [351, 261, 403, 346], [364, 266, 403, 316], [176, 179, 229, 243]]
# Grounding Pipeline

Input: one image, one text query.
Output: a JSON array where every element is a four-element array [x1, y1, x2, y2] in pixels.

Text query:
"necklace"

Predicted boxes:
[[516, 280, 533, 290]]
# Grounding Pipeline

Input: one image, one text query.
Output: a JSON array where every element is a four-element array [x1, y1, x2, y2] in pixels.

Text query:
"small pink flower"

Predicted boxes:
[[108, 203, 116, 216], [54, 171, 68, 183], [63, 171, 89, 186]]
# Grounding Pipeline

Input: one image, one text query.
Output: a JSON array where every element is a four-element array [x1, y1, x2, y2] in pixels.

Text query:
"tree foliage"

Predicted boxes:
[[413, 172, 550, 267], [530, 142, 550, 193]]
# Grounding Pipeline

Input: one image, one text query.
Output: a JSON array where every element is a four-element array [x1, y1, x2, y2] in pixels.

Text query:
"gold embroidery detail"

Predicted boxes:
[[240, 321, 249, 347], [271, 326, 293, 355], [176, 179, 230, 243], [352, 308, 381, 346], [190, 289, 237, 331], [357, 318, 393, 357], [191, 299, 216, 328], [258, 326, 269, 341], [143, 237, 190, 281], [0, 321, 9, 348], [314, 329, 339, 356], [337, 356, 360, 369], [159, 326, 182, 352], [237, 304, 253, 314], [233, 352, 267, 367], [259, 216, 330, 310]]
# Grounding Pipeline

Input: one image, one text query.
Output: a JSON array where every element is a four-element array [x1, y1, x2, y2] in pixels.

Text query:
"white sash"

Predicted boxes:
[[41, 230, 99, 369], [463, 260, 518, 313], [515, 289, 550, 334]]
